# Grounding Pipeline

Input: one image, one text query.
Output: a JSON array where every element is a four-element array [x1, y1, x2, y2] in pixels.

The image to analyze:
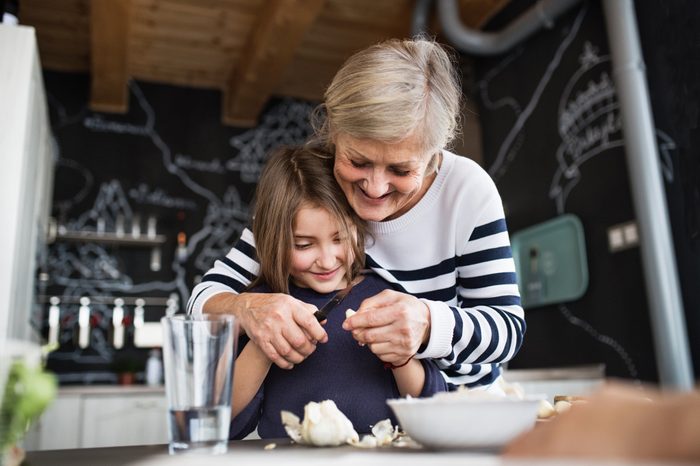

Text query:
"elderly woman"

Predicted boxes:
[[188, 38, 524, 389]]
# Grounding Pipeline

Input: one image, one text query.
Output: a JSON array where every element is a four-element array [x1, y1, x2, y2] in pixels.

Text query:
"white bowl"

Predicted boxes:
[[387, 395, 540, 449]]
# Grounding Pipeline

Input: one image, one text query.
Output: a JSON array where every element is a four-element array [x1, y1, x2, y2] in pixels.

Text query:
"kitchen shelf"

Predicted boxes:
[[47, 216, 167, 247], [50, 230, 167, 246]]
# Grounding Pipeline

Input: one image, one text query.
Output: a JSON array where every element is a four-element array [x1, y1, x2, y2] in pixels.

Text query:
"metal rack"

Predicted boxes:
[[38, 295, 174, 307]]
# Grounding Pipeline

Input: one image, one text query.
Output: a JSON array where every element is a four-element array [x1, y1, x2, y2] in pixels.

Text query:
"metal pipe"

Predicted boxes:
[[411, 0, 433, 38], [437, 0, 582, 56], [602, 0, 694, 389]]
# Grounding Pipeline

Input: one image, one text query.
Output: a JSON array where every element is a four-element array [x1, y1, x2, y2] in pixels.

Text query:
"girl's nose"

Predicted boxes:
[[316, 245, 339, 269]]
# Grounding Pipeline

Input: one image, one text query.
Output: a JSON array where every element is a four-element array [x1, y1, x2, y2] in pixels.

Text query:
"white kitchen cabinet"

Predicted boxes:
[[80, 393, 168, 448], [0, 24, 54, 342], [26, 386, 168, 450], [27, 394, 82, 450]]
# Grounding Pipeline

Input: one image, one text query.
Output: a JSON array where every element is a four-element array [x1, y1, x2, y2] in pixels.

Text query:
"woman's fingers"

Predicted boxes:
[[343, 290, 400, 331], [258, 339, 294, 370], [293, 304, 330, 344], [278, 323, 317, 363], [243, 293, 327, 368], [344, 290, 430, 356]]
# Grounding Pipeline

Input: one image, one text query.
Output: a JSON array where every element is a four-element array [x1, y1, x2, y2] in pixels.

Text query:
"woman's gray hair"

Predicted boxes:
[[310, 38, 462, 156]]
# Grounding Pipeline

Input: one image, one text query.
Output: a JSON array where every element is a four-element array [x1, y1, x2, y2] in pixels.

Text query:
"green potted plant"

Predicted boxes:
[[1, 341, 57, 466]]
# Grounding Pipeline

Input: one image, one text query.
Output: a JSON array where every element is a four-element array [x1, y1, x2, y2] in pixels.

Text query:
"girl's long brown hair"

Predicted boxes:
[[249, 147, 366, 294]]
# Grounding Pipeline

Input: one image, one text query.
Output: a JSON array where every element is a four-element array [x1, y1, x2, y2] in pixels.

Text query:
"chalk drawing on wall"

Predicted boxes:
[[549, 41, 624, 214], [226, 99, 315, 183], [549, 42, 677, 213], [191, 186, 250, 274], [478, 8, 677, 212], [482, 3, 588, 182], [559, 304, 639, 380], [473, 3, 683, 380], [656, 129, 676, 184], [44, 79, 315, 381]]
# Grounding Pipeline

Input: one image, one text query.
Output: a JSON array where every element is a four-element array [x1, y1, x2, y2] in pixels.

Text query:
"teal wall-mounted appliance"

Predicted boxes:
[[511, 214, 589, 309]]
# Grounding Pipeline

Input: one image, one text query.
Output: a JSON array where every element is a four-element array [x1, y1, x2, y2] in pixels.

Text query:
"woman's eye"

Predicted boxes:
[[350, 160, 367, 169], [391, 168, 410, 176]]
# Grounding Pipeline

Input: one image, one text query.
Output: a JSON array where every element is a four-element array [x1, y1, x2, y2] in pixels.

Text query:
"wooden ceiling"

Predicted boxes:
[[19, 0, 508, 126]]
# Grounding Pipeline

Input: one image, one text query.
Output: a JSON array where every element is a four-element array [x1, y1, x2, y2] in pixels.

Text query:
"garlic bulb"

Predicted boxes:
[[281, 400, 359, 447]]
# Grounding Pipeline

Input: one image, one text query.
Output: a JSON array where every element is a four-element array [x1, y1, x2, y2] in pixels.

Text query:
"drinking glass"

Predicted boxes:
[[161, 314, 237, 454]]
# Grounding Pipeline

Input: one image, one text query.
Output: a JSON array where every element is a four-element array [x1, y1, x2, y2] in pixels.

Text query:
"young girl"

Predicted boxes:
[[229, 147, 448, 439]]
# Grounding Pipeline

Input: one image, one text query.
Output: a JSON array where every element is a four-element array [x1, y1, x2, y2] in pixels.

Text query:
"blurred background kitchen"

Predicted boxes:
[[1, 0, 698, 452]]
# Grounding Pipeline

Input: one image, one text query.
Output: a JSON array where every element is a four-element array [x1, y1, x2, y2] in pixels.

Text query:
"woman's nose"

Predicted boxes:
[[362, 170, 390, 198]]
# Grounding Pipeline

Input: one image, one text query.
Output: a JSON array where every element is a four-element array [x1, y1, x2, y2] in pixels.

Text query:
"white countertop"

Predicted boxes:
[[25, 439, 674, 466]]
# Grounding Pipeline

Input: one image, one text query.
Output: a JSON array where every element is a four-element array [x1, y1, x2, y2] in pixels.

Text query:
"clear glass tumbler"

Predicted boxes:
[[161, 314, 237, 455]]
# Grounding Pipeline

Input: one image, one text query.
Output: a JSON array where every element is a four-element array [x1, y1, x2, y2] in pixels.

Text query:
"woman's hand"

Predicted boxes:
[[342, 289, 430, 366], [504, 383, 700, 462], [204, 292, 328, 369]]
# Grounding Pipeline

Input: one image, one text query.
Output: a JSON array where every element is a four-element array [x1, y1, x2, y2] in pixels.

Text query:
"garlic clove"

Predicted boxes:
[[281, 410, 304, 443], [371, 419, 398, 446]]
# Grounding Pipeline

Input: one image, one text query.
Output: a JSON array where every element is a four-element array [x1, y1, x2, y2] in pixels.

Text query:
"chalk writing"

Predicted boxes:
[[83, 114, 149, 135], [174, 153, 226, 174], [129, 183, 198, 210]]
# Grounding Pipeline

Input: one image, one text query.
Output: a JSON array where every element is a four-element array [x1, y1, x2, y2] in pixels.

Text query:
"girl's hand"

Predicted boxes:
[[342, 289, 430, 366], [205, 292, 328, 369]]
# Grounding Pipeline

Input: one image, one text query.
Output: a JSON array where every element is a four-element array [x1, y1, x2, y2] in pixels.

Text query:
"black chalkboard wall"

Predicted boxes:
[[41, 73, 316, 383], [474, 0, 700, 382]]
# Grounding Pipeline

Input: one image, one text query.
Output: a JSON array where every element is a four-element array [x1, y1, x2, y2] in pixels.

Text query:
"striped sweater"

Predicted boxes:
[[188, 150, 525, 389]]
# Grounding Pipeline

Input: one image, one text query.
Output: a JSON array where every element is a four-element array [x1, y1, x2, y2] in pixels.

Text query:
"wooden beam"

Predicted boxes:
[[90, 0, 130, 113], [223, 0, 325, 127]]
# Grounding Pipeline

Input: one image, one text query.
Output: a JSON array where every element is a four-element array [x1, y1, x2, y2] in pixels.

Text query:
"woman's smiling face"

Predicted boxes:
[[333, 133, 437, 222]]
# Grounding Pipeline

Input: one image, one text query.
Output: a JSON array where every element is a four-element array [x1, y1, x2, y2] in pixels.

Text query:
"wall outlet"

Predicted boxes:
[[607, 221, 639, 252]]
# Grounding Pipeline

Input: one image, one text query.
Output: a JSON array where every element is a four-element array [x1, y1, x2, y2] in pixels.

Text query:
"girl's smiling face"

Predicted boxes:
[[289, 203, 353, 293]]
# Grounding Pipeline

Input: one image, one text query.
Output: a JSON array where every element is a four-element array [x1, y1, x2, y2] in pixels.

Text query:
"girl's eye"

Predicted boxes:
[[295, 243, 311, 250]]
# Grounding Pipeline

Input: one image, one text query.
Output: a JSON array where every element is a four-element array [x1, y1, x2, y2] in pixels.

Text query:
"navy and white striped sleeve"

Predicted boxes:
[[421, 217, 524, 389], [415, 180, 525, 389], [452, 217, 524, 377], [187, 228, 260, 315]]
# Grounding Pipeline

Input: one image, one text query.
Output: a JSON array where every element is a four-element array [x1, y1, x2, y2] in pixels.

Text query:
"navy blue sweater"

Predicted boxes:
[[230, 274, 449, 439]]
